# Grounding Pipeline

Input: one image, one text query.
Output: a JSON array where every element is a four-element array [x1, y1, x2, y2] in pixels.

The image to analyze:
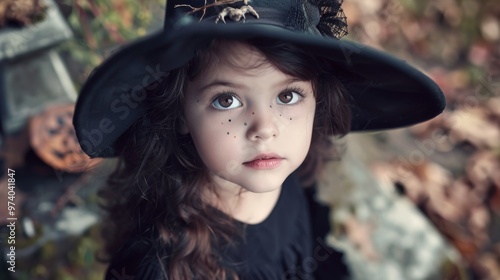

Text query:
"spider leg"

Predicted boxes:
[[215, 8, 230, 23], [246, 6, 259, 19], [241, 5, 259, 19], [215, 14, 226, 23]]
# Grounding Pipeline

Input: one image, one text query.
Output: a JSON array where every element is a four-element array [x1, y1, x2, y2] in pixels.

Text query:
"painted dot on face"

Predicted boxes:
[[228, 119, 231, 122], [227, 132, 229, 135], [244, 122, 247, 126], [252, 112, 255, 115], [290, 118, 292, 120], [270, 105, 272, 108]]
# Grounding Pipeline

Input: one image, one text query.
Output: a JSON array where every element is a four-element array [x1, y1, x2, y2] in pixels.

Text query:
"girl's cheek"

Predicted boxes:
[[211, 104, 312, 138], [216, 116, 239, 138]]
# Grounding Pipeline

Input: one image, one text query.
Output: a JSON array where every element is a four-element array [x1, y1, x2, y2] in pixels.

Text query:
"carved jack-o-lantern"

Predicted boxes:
[[29, 103, 102, 173]]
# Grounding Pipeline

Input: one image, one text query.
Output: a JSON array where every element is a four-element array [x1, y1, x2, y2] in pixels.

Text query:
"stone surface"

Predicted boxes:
[[317, 134, 463, 280]]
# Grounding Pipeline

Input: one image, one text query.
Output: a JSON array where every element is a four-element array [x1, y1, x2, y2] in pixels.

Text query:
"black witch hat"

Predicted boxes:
[[73, 0, 446, 158]]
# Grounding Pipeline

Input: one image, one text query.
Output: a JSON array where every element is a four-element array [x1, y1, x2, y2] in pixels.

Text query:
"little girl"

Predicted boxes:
[[73, 0, 445, 279]]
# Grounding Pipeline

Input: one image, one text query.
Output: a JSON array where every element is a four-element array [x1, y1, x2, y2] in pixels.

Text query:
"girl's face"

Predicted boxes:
[[183, 42, 316, 193]]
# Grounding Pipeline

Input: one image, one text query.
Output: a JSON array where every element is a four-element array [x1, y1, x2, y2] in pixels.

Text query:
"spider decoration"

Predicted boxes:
[[174, 0, 259, 23], [215, 4, 259, 23]]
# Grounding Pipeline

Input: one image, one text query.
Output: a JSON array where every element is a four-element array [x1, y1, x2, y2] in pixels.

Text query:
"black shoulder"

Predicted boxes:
[[105, 235, 167, 280], [303, 185, 351, 279]]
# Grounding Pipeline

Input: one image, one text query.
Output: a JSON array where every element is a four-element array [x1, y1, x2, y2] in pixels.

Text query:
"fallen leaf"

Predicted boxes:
[[343, 216, 380, 261], [466, 151, 500, 191], [445, 108, 500, 149]]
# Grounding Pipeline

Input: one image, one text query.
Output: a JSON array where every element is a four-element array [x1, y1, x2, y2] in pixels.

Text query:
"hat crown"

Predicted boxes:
[[165, 0, 348, 39]]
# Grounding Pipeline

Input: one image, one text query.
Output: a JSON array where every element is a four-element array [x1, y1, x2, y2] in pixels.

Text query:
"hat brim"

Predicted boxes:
[[74, 22, 445, 157]]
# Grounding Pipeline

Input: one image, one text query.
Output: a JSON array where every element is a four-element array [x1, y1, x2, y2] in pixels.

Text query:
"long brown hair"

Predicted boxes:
[[99, 38, 352, 279]]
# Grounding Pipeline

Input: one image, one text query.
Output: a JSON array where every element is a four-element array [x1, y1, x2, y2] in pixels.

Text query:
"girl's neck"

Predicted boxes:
[[207, 177, 282, 225]]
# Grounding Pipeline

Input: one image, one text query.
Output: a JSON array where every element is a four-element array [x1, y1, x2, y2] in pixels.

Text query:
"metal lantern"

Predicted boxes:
[[0, 0, 75, 136]]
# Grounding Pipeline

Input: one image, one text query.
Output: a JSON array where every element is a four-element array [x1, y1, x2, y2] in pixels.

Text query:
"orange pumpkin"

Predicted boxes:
[[29, 103, 102, 173]]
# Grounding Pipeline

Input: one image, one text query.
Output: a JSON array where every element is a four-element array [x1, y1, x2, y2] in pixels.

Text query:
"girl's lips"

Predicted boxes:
[[243, 153, 284, 170], [243, 158, 283, 169]]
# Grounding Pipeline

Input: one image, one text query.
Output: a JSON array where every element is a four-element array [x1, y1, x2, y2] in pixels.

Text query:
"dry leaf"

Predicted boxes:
[[477, 253, 500, 280], [466, 151, 500, 190], [343, 216, 379, 261], [486, 97, 500, 121], [445, 108, 500, 149]]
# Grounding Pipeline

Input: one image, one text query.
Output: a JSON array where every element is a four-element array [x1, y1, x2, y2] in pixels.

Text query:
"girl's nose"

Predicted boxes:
[[246, 107, 281, 141]]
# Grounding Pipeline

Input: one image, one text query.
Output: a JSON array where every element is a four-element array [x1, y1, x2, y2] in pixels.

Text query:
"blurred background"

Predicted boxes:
[[0, 0, 498, 279]]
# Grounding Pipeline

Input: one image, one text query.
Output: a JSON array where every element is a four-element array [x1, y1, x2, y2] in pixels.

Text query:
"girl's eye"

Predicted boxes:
[[212, 94, 242, 110], [277, 90, 303, 105]]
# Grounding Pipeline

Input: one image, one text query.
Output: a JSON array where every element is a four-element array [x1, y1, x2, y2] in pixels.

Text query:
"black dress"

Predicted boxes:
[[105, 174, 349, 279]]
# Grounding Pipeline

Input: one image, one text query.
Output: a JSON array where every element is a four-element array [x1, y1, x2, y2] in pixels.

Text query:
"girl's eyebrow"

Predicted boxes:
[[274, 77, 305, 87], [199, 80, 238, 93], [199, 77, 305, 93]]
